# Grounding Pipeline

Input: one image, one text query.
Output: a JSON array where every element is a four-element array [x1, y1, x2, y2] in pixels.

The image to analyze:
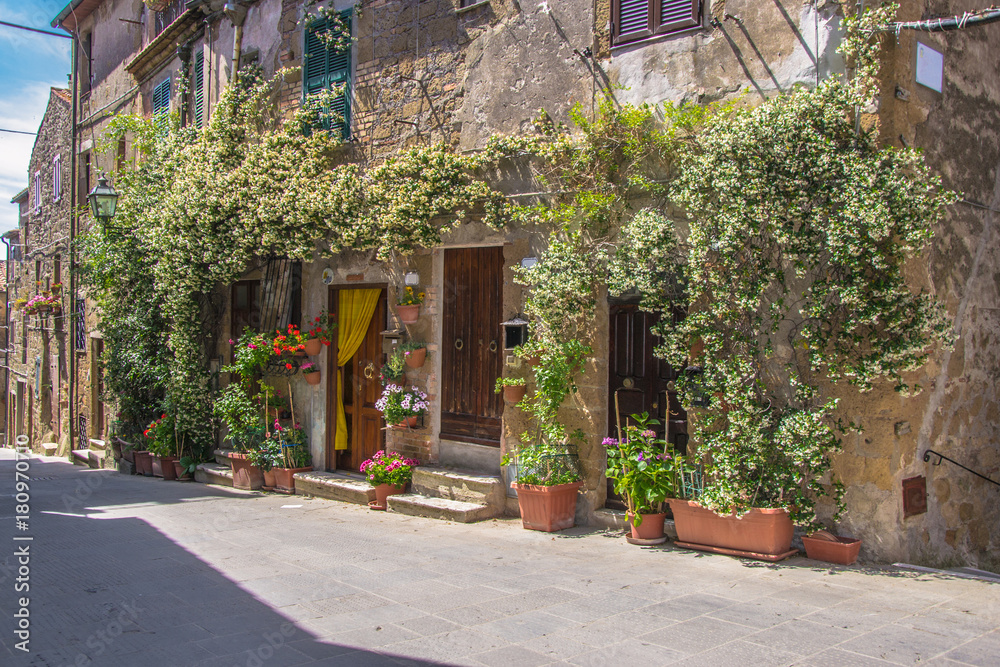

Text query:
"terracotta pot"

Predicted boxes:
[[404, 347, 426, 368], [158, 456, 178, 481], [371, 483, 406, 510], [503, 384, 526, 403], [273, 466, 312, 493], [229, 453, 264, 490], [395, 415, 418, 429], [304, 338, 322, 356], [123, 448, 135, 464], [802, 533, 862, 565], [512, 481, 582, 532], [262, 468, 277, 490], [110, 439, 124, 461], [172, 460, 192, 481], [397, 304, 420, 324], [134, 451, 153, 476], [305, 371, 321, 385], [668, 499, 796, 561], [294, 348, 306, 357], [628, 512, 666, 540]]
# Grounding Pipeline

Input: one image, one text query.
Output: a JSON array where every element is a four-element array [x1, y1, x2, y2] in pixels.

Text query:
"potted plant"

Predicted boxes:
[[144, 413, 178, 480], [604, 413, 677, 543], [267, 422, 312, 493], [247, 435, 283, 490], [395, 286, 424, 324], [360, 451, 420, 510], [174, 455, 199, 481], [301, 361, 321, 385], [305, 310, 337, 355], [400, 339, 427, 368], [495, 376, 527, 404], [12, 297, 27, 312], [505, 441, 582, 532], [379, 348, 405, 385], [374, 384, 429, 428]]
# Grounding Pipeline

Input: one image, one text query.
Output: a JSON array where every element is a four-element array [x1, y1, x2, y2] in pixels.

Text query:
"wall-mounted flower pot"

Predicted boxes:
[[503, 385, 526, 403], [512, 481, 582, 532], [404, 347, 426, 368], [802, 532, 862, 565], [395, 416, 418, 429], [272, 466, 312, 494], [229, 453, 264, 490], [304, 371, 321, 385], [304, 338, 322, 356], [133, 451, 153, 476], [397, 304, 420, 324], [370, 483, 406, 510], [667, 499, 796, 561]]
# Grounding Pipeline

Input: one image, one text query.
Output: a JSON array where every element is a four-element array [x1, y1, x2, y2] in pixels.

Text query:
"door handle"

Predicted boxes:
[[363, 362, 375, 379], [489, 340, 498, 352], [455, 338, 464, 350]]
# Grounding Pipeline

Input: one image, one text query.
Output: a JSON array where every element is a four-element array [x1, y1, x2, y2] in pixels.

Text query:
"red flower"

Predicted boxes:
[[323, 340, 331, 346], [285, 363, 293, 370], [161, 414, 167, 419]]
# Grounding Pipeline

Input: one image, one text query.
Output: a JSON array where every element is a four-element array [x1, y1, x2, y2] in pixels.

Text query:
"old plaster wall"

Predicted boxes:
[[817, 0, 1000, 569]]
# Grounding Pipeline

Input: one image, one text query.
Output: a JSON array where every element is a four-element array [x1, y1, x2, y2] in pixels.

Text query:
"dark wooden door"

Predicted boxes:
[[328, 288, 386, 471], [441, 247, 504, 445], [608, 304, 687, 447]]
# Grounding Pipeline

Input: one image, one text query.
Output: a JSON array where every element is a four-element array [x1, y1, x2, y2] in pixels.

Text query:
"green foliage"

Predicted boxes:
[[503, 441, 581, 486], [604, 414, 678, 519]]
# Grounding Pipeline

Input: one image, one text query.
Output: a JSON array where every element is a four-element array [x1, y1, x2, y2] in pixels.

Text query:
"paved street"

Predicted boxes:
[[0, 451, 997, 667]]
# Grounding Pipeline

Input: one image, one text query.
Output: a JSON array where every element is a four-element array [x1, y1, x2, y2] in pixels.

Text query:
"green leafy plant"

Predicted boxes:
[[604, 413, 677, 523], [494, 376, 526, 392], [503, 441, 581, 486], [380, 349, 406, 385], [397, 286, 424, 306], [359, 451, 420, 487], [375, 385, 429, 425]]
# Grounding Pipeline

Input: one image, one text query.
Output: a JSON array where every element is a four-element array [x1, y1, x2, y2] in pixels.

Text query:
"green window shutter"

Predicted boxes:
[[152, 78, 170, 129], [193, 50, 205, 128], [302, 10, 352, 140]]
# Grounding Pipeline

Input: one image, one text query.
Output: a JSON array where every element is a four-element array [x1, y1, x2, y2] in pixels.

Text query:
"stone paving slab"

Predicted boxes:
[[1, 450, 998, 667]]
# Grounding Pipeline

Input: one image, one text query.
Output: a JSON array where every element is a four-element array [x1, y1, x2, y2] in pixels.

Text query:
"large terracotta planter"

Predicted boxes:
[[512, 481, 582, 532], [273, 466, 311, 493], [370, 483, 405, 510], [172, 460, 192, 481], [134, 451, 153, 477], [668, 499, 797, 561], [404, 347, 426, 368], [397, 304, 420, 324], [157, 456, 178, 481], [628, 512, 666, 540], [262, 468, 277, 490], [123, 448, 135, 464], [304, 371, 321, 385], [304, 338, 323, 356], [802, 532, 862, 565], [503, 385, 526, 403], [229, 453, 264, 490]]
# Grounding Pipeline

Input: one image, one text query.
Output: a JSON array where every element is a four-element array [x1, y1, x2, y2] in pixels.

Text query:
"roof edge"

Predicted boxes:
[[10, 188, 29, 204]]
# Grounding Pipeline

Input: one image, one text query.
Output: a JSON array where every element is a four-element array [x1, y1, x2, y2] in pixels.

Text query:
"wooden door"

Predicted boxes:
[[441, 247, 504, 445], [327, 288, 386, 471], [608, 304, 687, 446]]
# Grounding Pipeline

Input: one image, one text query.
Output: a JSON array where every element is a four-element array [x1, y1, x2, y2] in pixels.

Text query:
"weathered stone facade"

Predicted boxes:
[[60, 0, 1000, 568]]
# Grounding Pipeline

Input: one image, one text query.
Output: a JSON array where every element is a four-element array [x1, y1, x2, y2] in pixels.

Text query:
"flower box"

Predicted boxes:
[[667, 499, 797, 562]]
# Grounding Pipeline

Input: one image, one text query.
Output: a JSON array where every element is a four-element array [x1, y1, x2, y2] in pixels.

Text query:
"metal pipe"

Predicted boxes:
[[69, 32, 79, 455], [883, 10, 1000, 33]]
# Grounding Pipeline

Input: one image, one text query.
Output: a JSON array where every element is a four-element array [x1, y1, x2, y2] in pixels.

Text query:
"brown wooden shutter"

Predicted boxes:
[[656, 0, 700, 34], [613, 0, 700, 46]]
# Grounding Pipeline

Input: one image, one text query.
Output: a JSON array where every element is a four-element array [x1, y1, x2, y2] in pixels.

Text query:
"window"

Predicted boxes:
[[612, 0, 701, 46], [152, 78, 170, 128], [53, 155, 61, 201], [74, 298, 86, 351], [32, 172, 41, 213], [116, 139, 126, 172], [303, 10, 352, 140], [193, 49, 205, 128]]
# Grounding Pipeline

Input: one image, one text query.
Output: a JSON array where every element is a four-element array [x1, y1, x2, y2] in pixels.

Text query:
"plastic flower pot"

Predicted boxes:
[[369, 483, 406, 510], [512, 481, 582, 532], [503, 385, 526, 403], [304, 338, 322, 356], [262, 469, 277, 490], [272, 467, 312, 494], [802, 532, 862, 565], [667, 499, 797, 562], [628, 512, 666, 541], [397, 304, 420, 324], [305, 371, 321, 385], [229, 453, 264, 490], [404, 347, 427, 368], [158, 456, 178, 481]]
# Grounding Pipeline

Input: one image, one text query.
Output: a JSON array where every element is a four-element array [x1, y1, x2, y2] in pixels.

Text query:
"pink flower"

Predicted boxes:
[[248, 343, 257, 349]]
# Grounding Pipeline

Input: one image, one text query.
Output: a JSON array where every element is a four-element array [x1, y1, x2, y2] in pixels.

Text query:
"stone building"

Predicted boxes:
[[4, 88, 83, 454], [54, 0, 1000, 569]]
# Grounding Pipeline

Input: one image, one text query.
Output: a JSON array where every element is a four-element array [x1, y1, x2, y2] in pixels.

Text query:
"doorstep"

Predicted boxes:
[[293, 471, 375, 505], [195, 462, 234, 487], [386, 493, 498, 523]]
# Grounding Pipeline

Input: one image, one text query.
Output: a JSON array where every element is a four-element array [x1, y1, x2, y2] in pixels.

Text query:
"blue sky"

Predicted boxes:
[[0, 0, 72, 236]]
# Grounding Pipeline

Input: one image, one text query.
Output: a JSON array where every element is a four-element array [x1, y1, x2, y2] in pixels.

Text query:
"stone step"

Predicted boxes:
[[293, 471, 375, 505], [195, 463, 234, 487], [88, 450, 106, 469], [71, 449, 90, 466], [88, 438, 107, 452], [410, 467, 504, 506], [386, 493, 498, 523], [214, 448, 235, 465]]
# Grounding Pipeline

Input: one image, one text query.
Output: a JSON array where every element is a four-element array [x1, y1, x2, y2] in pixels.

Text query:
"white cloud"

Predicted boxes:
[[0, 81, 65, 235], [0, 2, 72, 62]]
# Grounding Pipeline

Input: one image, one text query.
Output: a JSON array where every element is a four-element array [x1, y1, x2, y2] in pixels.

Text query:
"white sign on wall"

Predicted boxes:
[[916, 42, 944, 93]]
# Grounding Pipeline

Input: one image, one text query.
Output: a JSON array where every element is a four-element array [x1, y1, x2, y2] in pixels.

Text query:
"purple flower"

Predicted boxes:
[[602, 437, 618, 446], [641, 430, 655, 439]]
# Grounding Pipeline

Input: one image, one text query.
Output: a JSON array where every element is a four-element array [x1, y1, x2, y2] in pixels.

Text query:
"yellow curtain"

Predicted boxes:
[[335, 289, 381, 450]]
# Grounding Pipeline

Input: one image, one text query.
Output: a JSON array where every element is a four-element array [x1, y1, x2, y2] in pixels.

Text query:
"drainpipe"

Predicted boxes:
[[223, 2, 247, 84], [177, 42, 192, 127], [68, 33, 79, 453]]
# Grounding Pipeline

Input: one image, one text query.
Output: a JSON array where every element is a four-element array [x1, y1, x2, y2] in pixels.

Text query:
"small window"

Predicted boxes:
[[303, 10, 353, 140], [612, 0, 701, 46], [53, 155, 61, 201], [152, 78, 171, 128], [193, 49, 205, 128], [33, 172, 41, 213], [74, 298, 87, 351]]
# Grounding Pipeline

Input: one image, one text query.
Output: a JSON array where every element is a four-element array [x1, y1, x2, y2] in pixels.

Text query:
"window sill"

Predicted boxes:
[[456, 0, 490, 15]]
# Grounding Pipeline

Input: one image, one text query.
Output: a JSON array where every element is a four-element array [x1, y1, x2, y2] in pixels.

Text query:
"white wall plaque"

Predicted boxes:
[[916, 43, 944, 93]]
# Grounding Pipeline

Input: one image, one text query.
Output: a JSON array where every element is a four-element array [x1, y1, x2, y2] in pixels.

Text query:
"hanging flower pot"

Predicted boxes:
[[397, 304, 420, 324], [404, 347, 426, 368], [304, 338, 322, 356], [503, 384, 527, 403], [304, 370, 321, 386], [395, 415, 418, 428]]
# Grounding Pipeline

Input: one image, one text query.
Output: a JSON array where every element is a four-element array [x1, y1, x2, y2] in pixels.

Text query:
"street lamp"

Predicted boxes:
[[87, 175, 119, 224]]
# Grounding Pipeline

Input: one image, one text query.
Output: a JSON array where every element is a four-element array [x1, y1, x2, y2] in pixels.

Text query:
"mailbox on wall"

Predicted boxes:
[[501, 316, 529, 351]]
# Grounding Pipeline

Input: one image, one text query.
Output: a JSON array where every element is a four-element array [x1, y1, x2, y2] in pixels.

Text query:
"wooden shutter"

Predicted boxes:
[[193, 50, 205, 128], [613, 0, 700, 46], [152, 78, 170, 129], [302, 10, 352, 140]]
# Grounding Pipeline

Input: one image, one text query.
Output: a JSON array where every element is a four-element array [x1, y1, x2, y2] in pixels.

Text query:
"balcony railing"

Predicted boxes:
[[153, 0, 188, 39]]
